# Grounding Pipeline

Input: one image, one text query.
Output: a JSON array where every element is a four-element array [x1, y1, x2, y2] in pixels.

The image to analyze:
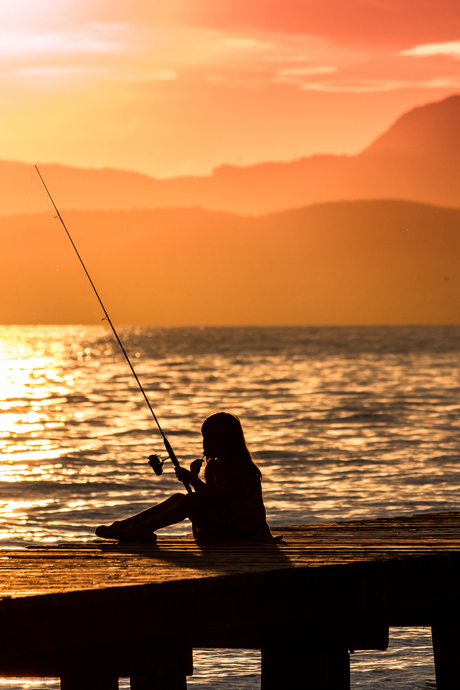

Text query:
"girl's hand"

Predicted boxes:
[[175, 466, 192, 483], [190, 458, 203, 476]]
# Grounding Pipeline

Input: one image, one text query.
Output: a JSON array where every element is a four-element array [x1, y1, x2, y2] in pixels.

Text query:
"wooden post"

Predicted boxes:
[[432, 623, 460, 689], [58, 634, 192, 690], [327, 648, 350, 689], [129, 635, 192, 690], [261, 634, 350, 689]]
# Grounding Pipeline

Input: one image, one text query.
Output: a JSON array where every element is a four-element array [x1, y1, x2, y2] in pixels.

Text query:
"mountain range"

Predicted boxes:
[[2, 95, 460, 216], [1, 201, 459, 325], [2, 95, 460, 325]]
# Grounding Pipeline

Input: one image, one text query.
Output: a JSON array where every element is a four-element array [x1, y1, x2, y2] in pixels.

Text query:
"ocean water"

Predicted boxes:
[[1, 324, 459, 688]]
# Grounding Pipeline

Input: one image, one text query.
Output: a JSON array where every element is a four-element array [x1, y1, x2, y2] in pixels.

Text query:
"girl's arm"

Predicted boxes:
[[177, 457, 252, 502], [175, 465, 209, 497]]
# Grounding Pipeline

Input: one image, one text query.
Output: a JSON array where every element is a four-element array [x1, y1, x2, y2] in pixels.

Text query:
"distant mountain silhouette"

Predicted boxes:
[[364, 94, 460, 157], [1, 94, 460, 215], [1, 200, 458, 325]]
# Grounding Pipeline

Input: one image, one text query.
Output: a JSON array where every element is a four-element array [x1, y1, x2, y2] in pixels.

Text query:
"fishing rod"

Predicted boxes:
[[34, 165, 191, 494]]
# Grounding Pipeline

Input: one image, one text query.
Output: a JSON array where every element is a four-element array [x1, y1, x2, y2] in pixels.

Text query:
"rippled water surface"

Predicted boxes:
[[1, 325, 459, 688]]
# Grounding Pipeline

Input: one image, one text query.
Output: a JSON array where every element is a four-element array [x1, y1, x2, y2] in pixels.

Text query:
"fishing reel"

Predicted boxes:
[[148, 454, 167, 476], [148, 450, 194, 495]]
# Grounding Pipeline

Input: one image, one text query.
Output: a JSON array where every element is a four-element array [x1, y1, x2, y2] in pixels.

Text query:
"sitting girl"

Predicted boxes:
[[95, 411, 271, 542]]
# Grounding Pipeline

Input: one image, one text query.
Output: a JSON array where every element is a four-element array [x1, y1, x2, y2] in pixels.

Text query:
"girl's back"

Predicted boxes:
[[204, 455, 271, 539]]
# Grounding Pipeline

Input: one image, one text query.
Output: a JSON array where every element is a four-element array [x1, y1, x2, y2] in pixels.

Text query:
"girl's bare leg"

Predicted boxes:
[[110, 494, 185, 529], [95, 494, 187, 539], [132, 494, 193, 534]]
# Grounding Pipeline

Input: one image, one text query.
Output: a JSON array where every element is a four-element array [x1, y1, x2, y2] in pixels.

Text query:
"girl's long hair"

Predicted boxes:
[[201, 412, 262, 480]]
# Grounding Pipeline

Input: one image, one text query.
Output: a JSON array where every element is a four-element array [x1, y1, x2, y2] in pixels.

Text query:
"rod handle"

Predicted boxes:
[[163, 437, 192, 494]]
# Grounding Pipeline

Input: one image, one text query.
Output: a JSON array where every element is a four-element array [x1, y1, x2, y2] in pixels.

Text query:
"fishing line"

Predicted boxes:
[[34, 165, 191, 493]]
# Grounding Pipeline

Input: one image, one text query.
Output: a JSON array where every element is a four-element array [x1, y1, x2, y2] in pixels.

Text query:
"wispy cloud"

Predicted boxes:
[[0, 26, 123, 56], [3, 21, 459, 96], [300, 75, 460, 93], [0, 24, 181, 86], [0, 23, 356, 90], [276, 66, 336, 76], [13, 65, 178, 83], [16, 66, 96, 78], [274, 65, 336, 83], [400, 40, 460, 59], [220, 37, 273, 51]]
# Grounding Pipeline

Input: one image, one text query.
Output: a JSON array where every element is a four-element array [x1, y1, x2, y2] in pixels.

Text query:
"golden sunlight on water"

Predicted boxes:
[[0, 352, 71, 466], [0, 327, 102, 541]]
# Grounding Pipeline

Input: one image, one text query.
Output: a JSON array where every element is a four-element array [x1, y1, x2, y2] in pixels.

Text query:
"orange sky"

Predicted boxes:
[[1, 1, 460, 177]]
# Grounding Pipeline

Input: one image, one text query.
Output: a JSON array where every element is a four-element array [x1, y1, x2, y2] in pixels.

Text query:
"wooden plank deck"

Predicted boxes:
[[1, 512, 460, 689], [3, 512, 460, 596]]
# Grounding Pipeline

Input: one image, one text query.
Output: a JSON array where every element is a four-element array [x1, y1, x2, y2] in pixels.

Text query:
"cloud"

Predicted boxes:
[[4, 19, 458, 98], [300, 75, 460, 93], [16, 66, 95, 78], [400, 40, 460, 60], [0, 24, 181, 86], [0, 20, 356, 90], [0, 26, 123, 56], [274, 65, 336, 83], [175, 0, 460, 50], [275, 66, 336, 76], [220, 37, 273, 51], [13, 65, 177, 83]]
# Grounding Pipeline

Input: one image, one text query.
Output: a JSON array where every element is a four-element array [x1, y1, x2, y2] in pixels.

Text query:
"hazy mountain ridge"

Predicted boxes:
[[363, 95, 460, 156], [1, 95, 460, 216], [2, 199, 458, 325]]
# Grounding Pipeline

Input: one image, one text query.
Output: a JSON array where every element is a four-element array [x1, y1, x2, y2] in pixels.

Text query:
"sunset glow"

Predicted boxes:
[[1, 1, 460, 176], [2, 2, 460, 327]]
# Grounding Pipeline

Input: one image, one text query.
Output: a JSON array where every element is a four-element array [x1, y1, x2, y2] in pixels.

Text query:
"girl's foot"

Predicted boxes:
[[120, 523, 158, 543], [95, 519, 132, 539], [95, 523, 157, 543], [95, 524, 119, 540]]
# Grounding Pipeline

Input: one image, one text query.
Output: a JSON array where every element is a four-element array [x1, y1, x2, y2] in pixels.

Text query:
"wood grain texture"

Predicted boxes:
[[1, 512, 460, 601]]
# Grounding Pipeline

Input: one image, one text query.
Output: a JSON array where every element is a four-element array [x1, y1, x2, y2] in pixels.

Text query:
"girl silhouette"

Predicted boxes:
[[95, 412, 271, 542]]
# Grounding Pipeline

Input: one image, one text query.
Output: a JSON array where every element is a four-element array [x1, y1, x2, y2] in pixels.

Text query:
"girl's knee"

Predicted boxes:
[[171, 492, 187, 501], [168, 493, 189, 508]]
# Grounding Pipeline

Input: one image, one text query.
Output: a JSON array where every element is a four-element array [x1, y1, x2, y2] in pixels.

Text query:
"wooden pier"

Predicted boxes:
[[1, 512, 460, 689]]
